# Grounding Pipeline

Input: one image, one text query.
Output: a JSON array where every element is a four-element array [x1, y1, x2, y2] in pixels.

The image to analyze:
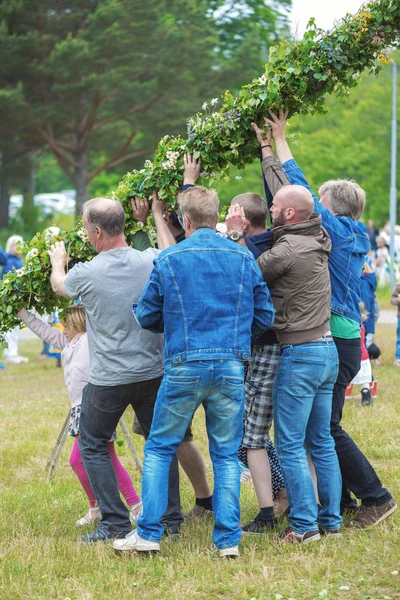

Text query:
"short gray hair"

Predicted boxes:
[[318, 180, 365, 221], [82, 198, 125, 236]]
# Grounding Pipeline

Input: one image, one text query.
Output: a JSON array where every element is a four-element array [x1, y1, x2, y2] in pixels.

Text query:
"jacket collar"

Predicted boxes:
[[272, 212, 323, 243]]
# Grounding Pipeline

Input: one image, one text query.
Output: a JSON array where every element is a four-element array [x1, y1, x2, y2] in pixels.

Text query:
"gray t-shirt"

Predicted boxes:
[[64, 246, 164, 386]]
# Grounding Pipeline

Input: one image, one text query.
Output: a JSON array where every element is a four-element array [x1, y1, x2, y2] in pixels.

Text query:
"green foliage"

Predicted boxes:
[[115, 0, 400, 237], [0, 0, 291, 210]]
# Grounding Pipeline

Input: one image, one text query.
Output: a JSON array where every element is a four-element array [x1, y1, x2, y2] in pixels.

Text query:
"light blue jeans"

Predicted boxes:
[[137, 360, 244, 549], [273, 339, 342, 533], [396, 317, 400, 360]]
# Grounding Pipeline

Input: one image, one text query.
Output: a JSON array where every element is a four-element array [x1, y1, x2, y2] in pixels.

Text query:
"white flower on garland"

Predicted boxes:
[[202, 102, 208, 110], [235, 175, 242, 180], [210, 98, 218, 106], [16, 268, 25, 277], [26, 248, 39, 259], [258, 75, 267, 85], [162, 161, 176, 170], [77, 228, 89, 242], [352, 71, 360, 79]]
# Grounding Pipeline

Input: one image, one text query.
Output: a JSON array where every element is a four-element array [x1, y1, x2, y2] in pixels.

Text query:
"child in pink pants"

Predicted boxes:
[[17, 305, 142, 525]]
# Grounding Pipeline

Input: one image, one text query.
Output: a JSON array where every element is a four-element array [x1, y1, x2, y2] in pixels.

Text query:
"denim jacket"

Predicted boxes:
[[280, 159, 370, 325], [134, 228, 275, 368]]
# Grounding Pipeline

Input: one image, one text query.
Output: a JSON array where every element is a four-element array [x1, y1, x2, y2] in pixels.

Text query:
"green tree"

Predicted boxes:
[[0, 0, 291, 215]]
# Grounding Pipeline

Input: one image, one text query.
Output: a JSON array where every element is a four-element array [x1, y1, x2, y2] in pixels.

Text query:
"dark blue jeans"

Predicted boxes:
[[331, 337, 392, 507], [137, 360, 244, 549], [79, 377, 183, 532]]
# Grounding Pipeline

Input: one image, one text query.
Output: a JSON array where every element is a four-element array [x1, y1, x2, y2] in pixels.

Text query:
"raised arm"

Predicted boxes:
[[17, 308, 67, 349], [48, 241, 69, 297], [151, 191, 176, 250]]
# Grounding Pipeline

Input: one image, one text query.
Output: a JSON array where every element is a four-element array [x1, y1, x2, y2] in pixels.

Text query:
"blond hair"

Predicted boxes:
[[62, 306, 86, 334], [178, 186, 219, 230], [6, 235, 23, 254]]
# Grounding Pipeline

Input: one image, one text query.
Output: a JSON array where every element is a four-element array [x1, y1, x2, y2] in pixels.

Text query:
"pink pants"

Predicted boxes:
[[69, 436, 140, 507]]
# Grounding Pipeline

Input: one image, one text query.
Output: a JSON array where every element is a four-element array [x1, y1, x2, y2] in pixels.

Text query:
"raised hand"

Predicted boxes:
[[183, 153, 201, 185], [226, 204, 246, 235], [131, 196, 150, 223], [47, 241, 69, 267]]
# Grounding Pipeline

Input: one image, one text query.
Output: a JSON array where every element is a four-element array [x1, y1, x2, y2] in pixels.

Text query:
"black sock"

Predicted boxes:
[[196, 496, 213, 511], [258, 506, 276, 522]]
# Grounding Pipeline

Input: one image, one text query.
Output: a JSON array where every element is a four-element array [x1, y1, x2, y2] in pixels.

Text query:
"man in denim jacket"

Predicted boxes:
[[114, 185, 275, 558], [253, 110, 396, 528]]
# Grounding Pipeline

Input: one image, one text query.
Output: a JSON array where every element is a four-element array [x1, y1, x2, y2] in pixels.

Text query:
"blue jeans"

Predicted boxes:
[[396, 317, 400, 360], [137, 360, 244, 549], [273, 339, 342, 533]]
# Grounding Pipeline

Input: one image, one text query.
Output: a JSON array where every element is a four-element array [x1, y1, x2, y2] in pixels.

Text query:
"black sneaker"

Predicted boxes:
[[361, 388, 372, 406], [80, 522, 131, 544], [241, 514, 278, 535], [319, 526, 342, 537]]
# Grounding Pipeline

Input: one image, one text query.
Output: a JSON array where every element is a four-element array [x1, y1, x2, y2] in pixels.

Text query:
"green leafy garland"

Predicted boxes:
[[0, 0, 399, 336]]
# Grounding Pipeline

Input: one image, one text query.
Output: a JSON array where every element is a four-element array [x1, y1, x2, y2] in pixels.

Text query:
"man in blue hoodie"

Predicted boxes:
[[252, 110, 396, 529]]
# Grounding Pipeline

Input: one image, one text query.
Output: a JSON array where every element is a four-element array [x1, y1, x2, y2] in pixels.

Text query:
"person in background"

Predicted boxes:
[[2, 235, 29, 364], [390, 280, 400, 367]]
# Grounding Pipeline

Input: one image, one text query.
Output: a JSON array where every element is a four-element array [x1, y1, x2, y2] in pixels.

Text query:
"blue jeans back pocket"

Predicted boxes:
[[217, 377, 244, 417], [165, 376, 199, 416]]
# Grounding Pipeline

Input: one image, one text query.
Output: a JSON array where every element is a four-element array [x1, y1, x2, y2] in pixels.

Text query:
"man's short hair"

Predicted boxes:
[[318, 180, 366, 221], [83, 198, 125, 236], [178, 186, 219, 230], [231, 193, 267, 228]]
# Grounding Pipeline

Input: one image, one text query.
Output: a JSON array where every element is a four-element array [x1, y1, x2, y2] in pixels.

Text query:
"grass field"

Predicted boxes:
[[0, 323, 399, 600]]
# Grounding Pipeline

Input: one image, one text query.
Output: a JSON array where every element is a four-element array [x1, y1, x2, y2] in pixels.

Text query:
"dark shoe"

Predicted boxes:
[[280, 526, 321, 544], [319, 526, 342, 538], [361, 388, 372, 406], [162, 522, 182, 539], [350, 499, 397, 529], [241, 513, 278, 535], [340, 503, 359, 516], [80, 523, 131, 544]]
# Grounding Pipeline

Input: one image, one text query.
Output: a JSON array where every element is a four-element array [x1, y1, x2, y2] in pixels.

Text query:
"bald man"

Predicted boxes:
[[256, 185, 343, 544], [48, 195, 184, 544]]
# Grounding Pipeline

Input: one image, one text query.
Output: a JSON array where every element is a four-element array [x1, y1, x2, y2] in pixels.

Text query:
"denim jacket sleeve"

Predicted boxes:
[[133, 261, 164, 333], [0, 246, 6, 266], [251, 257, 275, 336]]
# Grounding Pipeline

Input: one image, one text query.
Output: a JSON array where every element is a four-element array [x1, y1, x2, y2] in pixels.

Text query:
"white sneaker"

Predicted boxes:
[[210, 543, 240, 558], [4, 354, 29, 364], [112, 530, 160, 552], [76, 507, 102, 526]]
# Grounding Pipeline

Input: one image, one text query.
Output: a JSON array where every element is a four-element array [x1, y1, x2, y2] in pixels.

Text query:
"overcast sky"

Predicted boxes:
[[290, 0, 365, 37]]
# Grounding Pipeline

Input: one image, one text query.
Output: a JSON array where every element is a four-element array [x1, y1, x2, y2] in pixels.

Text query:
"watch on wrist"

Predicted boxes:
[[228, 230, 244, 242]]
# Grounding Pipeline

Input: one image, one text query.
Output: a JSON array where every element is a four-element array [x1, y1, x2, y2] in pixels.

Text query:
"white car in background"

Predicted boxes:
[[9, 192, 76, 217]]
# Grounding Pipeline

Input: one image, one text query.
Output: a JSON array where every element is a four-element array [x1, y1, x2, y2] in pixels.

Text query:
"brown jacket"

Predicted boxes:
[[257, 213, 332, 344], [390, 283, 400, 317]]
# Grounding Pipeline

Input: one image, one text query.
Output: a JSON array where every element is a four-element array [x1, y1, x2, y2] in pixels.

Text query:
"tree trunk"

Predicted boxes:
[[20, 153, 36, 232], [74, 132, 90, 216], [0, 154, 10, 229]]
